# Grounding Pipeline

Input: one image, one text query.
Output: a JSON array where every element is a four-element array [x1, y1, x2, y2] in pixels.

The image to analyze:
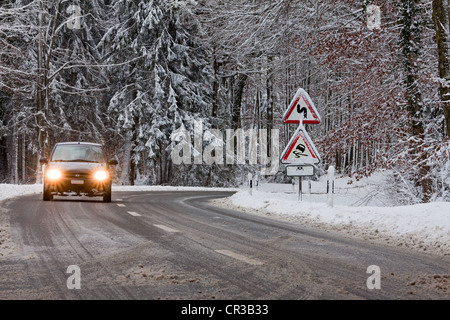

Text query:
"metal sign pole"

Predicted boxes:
[[298, 176, 302, 201]]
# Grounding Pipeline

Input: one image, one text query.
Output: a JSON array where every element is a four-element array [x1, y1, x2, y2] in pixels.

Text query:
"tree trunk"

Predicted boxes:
[[400, 0, 432, 201], [22, 134, 26, 182], [432, 0, 450, 137], [35, 6, 44, 184], [266, 58, 274, 159], [212, 48, 220, 118], [232, 73, 247, 129], [129, 123, 138, 186], [11, 107, 18, 184], [119, 130, 132, 185]]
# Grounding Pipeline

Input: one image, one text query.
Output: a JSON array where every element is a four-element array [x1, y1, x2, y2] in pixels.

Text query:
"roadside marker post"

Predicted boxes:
[[327, 166, 335, 207]]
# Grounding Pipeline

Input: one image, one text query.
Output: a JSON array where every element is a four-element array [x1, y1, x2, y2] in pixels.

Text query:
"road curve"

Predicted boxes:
[[0, 191, 448, 300]]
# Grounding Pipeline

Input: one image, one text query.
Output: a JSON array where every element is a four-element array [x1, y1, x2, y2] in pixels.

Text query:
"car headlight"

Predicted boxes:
[[94, 170, 108, 181], [47, 169, 62, 180]]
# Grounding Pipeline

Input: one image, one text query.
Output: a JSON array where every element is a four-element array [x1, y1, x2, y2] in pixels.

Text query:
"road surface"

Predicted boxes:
[[0, 191, 448, 300]]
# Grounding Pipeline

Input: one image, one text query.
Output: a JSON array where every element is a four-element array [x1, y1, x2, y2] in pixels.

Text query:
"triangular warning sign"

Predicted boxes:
[[283, 88, 321, 124], [280, 125, 320, 165]]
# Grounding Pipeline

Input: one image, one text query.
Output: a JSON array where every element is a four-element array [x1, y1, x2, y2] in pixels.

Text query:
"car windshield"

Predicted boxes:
[[51, 145, 104, 163]]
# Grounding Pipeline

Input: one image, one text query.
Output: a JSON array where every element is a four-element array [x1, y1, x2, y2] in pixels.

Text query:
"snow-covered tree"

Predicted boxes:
[[1, 0, 113, 182], [101, 0, 213, 185]]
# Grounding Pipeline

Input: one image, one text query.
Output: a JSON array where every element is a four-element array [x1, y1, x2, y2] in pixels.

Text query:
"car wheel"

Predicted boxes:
[[103, 184, 112, 203], [43, 183, 53, 201]]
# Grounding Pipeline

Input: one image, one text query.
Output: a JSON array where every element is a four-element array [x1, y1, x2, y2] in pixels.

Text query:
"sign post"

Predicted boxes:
[[281, 88, 321, 201], [297, 177, 301, 201]]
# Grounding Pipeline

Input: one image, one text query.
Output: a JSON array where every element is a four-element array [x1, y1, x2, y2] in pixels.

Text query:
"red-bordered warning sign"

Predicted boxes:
[[280, 125, 320, 165], [282, 88, 321, 124]]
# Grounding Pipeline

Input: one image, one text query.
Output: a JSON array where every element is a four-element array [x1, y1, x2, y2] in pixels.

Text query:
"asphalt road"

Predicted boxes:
[[0, 191, 448, 300]]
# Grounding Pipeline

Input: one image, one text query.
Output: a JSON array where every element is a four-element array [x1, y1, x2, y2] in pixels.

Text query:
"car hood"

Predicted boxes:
[[47, 162, 107, 173]]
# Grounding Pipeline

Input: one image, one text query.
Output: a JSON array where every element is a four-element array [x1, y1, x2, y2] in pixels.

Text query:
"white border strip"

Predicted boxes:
[[215, 250, 263, 266], [127, 211, 141, 217], [154, 224, 179, 233]]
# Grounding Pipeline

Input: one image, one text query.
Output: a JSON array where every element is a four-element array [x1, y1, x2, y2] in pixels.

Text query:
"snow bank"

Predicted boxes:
[[226, 189, 449, 252], [215, 172, 450, 256], [0, 184, 42, 202]]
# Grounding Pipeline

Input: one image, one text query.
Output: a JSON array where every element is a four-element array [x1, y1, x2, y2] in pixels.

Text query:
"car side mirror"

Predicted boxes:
[[40, 157, 48, 165], [108, 159, 118, 166]]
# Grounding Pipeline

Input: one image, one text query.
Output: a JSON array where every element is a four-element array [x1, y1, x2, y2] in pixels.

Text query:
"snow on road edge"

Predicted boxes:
[[0, 184, 42, 202], [0, 184, 43, 256], [211, 188, 450, 257]]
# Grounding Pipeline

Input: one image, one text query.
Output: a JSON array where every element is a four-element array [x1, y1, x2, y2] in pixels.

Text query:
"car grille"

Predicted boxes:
[[64, 172, 91, 179]]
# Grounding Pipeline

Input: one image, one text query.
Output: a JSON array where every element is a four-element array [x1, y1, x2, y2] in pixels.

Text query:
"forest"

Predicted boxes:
[[1, 0, 450, 203]]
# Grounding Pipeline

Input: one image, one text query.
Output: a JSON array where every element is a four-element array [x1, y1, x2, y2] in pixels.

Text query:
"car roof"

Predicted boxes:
[[54, 142, 102, 147]]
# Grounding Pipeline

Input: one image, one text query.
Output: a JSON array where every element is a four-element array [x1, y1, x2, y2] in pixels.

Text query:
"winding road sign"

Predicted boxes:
[[282, 88, 321, 124]]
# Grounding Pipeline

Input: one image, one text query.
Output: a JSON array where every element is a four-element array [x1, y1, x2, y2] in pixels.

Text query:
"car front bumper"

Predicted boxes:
[[45, 178, 111, 196]]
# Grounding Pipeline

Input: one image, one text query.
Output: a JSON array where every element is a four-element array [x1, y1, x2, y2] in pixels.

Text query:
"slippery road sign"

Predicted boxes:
[[282, 88, 321, 124], [280, 125, 320, 165]]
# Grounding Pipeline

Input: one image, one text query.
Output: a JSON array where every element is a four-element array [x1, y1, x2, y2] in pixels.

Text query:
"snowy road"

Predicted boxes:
[[0, 191, 448, 299]]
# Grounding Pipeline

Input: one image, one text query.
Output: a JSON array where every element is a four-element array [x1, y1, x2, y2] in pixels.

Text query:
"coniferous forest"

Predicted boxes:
[[1, 0, 450, 203]]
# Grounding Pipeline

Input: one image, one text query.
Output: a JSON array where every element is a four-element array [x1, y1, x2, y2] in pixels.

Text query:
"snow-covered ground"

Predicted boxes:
[[1, 171, 449, 257], [213, 171, 450, 257], [0, 184, 43, 202]]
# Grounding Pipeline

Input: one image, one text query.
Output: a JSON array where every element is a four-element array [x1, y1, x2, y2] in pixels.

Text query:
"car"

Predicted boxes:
[[39, 142, 118, 202]]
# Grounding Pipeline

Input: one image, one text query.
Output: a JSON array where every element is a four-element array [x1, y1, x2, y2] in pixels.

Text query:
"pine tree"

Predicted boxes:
[[101, 0, 213, 185]]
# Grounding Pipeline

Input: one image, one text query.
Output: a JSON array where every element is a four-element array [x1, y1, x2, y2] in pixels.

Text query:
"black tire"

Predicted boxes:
[[103, 184, 112, 203], [43, 183, 53, 201]]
